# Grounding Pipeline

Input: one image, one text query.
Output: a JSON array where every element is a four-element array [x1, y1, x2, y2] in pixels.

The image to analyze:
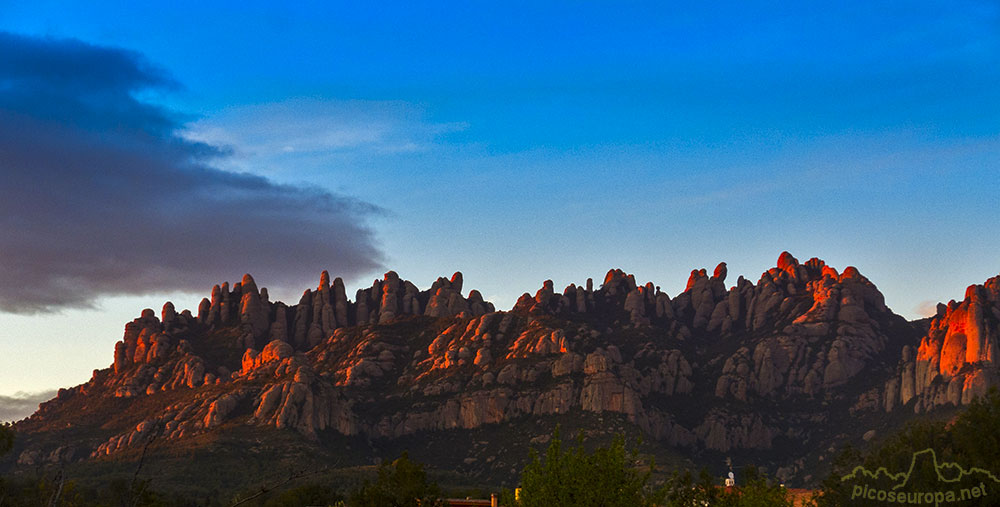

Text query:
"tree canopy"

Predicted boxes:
[[504, 426, 794, 507], [348, 452, 443, 507], [503, 427, 661, 507]]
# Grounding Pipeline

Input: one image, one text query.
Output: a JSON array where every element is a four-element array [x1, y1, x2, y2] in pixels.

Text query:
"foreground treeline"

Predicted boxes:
[[4, 391, 1000, 506], [496, 428, 792, 507], [0, 424, 788, 506], [814, 389, 1000, 507]]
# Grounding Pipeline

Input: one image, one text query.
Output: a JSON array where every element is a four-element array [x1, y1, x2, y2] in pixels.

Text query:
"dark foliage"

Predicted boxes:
[[502, 427, 662, 507], [814, 389, 1000, 507], [348, 452, 443, 507]]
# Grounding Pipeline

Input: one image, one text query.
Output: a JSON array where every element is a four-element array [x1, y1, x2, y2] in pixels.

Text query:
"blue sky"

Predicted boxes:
[[1, 1, 998, 403]]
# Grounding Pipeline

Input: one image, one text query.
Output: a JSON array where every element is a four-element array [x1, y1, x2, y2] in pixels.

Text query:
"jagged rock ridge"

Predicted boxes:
[[13, 253, 1000, 486]]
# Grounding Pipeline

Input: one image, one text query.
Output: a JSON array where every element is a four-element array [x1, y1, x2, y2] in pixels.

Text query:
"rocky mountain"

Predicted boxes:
[[884, 276, 1000, 412], [5, 253, 999, 493]]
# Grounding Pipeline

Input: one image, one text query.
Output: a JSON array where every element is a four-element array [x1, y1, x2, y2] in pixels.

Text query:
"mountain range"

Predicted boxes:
[[4, 252, 999, 495]]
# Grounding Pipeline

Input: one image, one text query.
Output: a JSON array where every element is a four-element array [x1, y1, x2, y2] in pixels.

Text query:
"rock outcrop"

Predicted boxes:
[[712, 253, 899, 401], [885, 275, 1000, 412]]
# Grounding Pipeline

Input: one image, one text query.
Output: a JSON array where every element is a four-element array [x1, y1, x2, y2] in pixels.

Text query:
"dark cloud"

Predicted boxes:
[[0, 390, 57, 422], [0, 32, 383, 313]]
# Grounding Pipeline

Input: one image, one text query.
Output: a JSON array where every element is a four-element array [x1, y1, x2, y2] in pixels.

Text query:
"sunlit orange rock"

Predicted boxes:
[[886, 275, 1000, 413], [777, 251, 798, 275]]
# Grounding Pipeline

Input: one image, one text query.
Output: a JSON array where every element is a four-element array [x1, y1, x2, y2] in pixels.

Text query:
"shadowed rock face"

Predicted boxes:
[[13, 254, 999, 486], [885, 276, 1000, 413], [708, 253, 898, 400], [514, 252, 900, 402]]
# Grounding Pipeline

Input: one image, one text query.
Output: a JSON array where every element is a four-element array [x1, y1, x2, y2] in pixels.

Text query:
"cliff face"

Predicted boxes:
[[11, 253, 999, 486], [885, 276, 1000, 413]]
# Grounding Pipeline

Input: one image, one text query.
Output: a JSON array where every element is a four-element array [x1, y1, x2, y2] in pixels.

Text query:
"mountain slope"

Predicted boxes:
[[6, 252, 999, 492]]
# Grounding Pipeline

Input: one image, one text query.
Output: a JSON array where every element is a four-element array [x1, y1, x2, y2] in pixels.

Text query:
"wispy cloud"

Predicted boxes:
[[0, 32, 384, 313], [915, 300, 941, 318], [183, 98, 467, 177]]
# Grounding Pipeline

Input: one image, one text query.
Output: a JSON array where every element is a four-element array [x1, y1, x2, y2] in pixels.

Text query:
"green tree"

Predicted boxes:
[[263, 483, 343, 507], [725, 466, 793, 507], [815, 389, 1000, 507], [951, 387, 1000, 473], [348, 452, 443, 507], [503, 427, 661, 507], [811, 444, 865, 507], [662, 468, 721, 506], [0, 472, 90, 507], [662, 466, 792, 507], [0, 422, 13, 456]]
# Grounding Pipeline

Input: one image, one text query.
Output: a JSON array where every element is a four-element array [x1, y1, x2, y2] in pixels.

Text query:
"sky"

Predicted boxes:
[[1, 1, 998, 417]]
